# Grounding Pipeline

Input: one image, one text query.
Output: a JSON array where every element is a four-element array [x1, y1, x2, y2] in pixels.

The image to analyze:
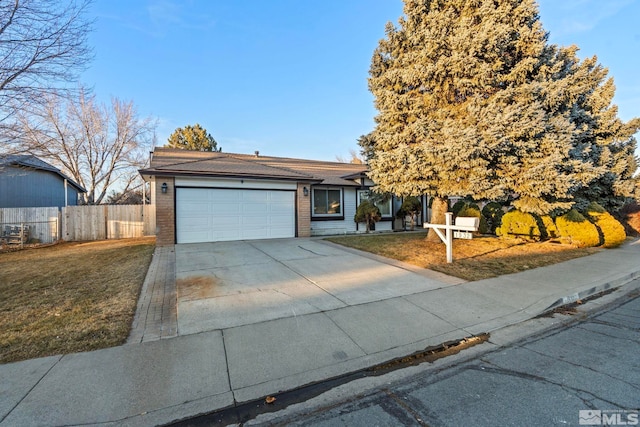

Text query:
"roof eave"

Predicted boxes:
[[138, 169, 321, 183]]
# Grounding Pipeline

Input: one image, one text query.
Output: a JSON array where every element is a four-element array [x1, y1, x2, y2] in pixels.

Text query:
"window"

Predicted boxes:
[[358, 190, 392, 217], [313, 188, 342, 216]]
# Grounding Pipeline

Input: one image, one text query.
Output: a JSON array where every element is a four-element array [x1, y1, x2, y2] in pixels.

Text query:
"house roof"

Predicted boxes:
[[140, 148, 369, 187], [0, 154, 86, 192]]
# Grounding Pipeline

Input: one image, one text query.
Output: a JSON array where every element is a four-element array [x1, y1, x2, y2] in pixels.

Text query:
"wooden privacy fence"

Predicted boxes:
[[0, 205, 156, 244], [63, 205, 156, 241]]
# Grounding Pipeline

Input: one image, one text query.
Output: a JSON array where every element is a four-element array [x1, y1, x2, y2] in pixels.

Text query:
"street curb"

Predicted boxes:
[[181, 277, 640, 427], [544, 268, 640, 312]]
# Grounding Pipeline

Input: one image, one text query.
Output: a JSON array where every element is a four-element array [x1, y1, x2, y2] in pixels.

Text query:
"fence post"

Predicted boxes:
[[57, 210, 61, 242], [104, 205, 109, 240], [63, 207, 68, 241]]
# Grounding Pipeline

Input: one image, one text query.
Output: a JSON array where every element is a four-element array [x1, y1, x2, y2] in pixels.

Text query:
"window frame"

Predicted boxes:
[[357, 190, 393, 218], [311, 187, 344, 219]]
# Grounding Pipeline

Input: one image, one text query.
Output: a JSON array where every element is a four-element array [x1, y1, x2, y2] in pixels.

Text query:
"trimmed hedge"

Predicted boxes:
[[496, 210, 543, 240], [586, 203, 626, 248], [555, 209, 600, 247], [482, 202, 505, 234], [354, 200, 381, 233], [451, 200, 466, 216]]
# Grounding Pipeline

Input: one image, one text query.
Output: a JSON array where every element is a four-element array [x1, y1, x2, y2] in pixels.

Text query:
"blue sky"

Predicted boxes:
[[82, 0, 640, 161]]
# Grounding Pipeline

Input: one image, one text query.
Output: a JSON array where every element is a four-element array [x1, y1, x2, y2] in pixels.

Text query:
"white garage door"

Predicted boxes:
[[176, 188, 296, 244]]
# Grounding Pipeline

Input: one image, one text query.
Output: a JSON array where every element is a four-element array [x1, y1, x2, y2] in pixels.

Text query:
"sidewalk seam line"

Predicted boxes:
[[0, 355, 63, 424], [321, 311, 368, 355], [402, 296, 475, 336], [220, 329, 236, 405]]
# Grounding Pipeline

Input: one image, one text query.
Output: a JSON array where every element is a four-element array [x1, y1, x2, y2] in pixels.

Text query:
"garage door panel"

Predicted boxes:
[[177, 188, 295, 244], [270, 204, 293, 215], [243, 192, 269, 202], [214, 216, 242, 227], [213, 204, 241, 215], [214, 229, 242, 241], [270, 191, 292, 201], [243, 203, 268, 214], [270, 218, 293, 226], [240, 215, 268, 227]]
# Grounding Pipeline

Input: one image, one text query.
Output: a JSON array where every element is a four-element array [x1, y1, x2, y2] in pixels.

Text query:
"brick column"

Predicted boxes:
[[155, 177, 175, 246], [297, 183, 311, 237]]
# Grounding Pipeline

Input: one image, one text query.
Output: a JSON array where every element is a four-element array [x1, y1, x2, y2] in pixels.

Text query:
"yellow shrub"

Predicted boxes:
[[586, 203, 626, 248], [556, 209, 600, 247], [496, 210, 542, 240]]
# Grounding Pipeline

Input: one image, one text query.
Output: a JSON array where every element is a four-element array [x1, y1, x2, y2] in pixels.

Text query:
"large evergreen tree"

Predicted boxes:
[[166, 123, 220, 152], [366, 0, 638, 236], [555, 50, 639, 212]]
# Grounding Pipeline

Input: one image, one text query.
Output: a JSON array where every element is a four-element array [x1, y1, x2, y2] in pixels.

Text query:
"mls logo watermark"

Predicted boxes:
[[579, 410, 639, 425]]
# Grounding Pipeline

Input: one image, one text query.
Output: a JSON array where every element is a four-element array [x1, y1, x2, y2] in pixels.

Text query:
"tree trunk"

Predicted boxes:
[[427, 196, 448, 242]]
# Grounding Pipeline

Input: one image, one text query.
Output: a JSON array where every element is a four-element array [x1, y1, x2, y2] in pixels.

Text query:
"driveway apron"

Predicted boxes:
[[174, 238, 459, 335]]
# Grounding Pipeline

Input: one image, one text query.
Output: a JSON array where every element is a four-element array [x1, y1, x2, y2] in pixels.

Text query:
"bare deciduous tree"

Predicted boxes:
[[0, 0, 93, 140], [16, 88, 157, 204], [336, 149, 365, 164]]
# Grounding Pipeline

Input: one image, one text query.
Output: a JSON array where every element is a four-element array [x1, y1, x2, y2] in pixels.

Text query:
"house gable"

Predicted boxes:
[[0, 156, 85, 209]]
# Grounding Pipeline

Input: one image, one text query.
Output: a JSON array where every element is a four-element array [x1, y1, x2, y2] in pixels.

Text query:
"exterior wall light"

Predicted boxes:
[[303, 186, 309, 197], [161, 182, 168, 193]]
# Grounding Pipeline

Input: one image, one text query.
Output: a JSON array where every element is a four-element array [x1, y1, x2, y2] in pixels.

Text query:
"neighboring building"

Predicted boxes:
[[140, 148, 428, 246], [0, 155, 86, 209]]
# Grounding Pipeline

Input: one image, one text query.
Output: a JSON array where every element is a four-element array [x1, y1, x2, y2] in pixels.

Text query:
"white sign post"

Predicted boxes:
[[423, 213, 479, 263]]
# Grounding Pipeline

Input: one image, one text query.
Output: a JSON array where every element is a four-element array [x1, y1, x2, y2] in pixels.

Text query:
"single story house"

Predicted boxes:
[[140, 148, 429, 245], [0, 155, 85, 209]]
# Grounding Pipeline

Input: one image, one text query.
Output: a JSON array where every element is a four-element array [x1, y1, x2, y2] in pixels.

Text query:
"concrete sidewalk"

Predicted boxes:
[[1, 239, 639, 427]]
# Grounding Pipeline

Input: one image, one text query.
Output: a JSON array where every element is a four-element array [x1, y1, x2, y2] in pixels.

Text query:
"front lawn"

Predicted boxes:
[[326, 232, 599, 281], [0, 238, 155, 364]]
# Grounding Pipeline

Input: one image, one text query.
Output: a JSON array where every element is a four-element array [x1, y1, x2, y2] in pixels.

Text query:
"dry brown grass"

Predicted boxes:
[[0, 237, 155, 364], [326, 232, 599, 281]]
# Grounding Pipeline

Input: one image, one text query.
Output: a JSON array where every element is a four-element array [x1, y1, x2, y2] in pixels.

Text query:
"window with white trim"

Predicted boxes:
[[313, 188, 342, 216], [358, 190, 392, 217]]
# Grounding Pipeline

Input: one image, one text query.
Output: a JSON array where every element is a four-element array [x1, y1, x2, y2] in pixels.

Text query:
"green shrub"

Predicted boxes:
[[586, 202, 606, 214], [496, 210, 543, 240], [457, 205, 488, 234], [555, 209, 601, 247], [482, 202, 505, 234], [354, 200, 381, 233], [396, 196, 422, 218], [586, 203, 626, 248], [450, 199, 478, 214], [396, 196, 422, 230], [451, 200, 466, 216]]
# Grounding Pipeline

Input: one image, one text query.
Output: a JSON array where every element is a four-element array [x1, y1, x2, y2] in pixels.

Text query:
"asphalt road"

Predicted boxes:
[[244, 287, 640, 427]]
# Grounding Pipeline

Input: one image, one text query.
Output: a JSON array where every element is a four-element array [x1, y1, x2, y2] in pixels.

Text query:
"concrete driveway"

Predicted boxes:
[[175, 238, 464, 335]]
